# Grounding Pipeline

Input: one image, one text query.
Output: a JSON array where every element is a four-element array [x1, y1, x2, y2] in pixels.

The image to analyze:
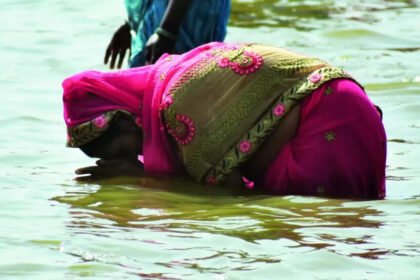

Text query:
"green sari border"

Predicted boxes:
[[204, 67, 355, 184], [66, 109, 133, 148]]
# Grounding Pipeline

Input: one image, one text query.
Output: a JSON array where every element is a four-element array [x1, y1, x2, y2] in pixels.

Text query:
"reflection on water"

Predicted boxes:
[[230, 0, 419, 29], [52, 180, 411, 278], [54, 181, 384, 258]]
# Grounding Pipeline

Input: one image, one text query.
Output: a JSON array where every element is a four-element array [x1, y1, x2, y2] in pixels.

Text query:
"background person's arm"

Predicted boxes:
[[104, 22, 131, 69], [145, 0, 193, 64]]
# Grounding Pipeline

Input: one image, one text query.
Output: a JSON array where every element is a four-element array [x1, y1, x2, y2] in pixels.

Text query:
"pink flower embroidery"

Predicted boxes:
[[135, 117, 142, 127], [93, 114, 107, 128], [273, 103, 286, 117], [239, 140, 252, 153], [230, 51, 263, 75], [242, 177, 255, 189], [206, 175, 217, 185], [309, 73, 323, 83], [218, 57, 231, 68], [216, 50, 263, 75], [169, 114, 196, 145], [162, 94, 174, 108]]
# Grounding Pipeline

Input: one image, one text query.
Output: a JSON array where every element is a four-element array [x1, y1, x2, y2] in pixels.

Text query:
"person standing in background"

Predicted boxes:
[[104, 0, 231, 68]]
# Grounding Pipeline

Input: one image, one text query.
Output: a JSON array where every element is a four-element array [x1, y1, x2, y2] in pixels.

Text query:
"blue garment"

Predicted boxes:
[[125, 0, 231, 67]]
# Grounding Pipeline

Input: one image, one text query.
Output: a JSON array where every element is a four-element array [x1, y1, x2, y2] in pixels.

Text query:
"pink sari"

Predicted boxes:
[[260, 79, 386, 199]]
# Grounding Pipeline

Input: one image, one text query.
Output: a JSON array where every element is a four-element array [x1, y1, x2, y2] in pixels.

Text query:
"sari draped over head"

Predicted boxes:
[[62, 64, 180, 176]]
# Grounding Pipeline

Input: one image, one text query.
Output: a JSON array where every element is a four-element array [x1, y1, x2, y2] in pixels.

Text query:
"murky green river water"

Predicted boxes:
[[1, 0, 419, 279]]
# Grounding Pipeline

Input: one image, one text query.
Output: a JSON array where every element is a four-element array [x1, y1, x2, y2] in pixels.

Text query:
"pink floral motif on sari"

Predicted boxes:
[[309, 73, 323, 83], [161, 94, 174, 109], [231, 51, 264, 75], [168, 114, 196, 145], [217, 50, 264, 75], [217, 57, 231, 68], [135, 116, 142, 127], [239, 140, 253, 153], [273, 103, 286, 117], [92, 114, 107, 128], [206, 175, 217, 185]]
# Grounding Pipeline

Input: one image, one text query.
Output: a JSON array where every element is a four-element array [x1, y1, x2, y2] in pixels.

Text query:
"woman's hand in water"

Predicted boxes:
[[104, 22, 131, 69], [75, 158, 144, 182]]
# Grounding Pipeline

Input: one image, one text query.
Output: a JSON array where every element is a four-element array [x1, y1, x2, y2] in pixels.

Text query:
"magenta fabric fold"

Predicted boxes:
[[62, 65, 180, 176], [141, 54, 181, 176], [261, 79, 387, 199], [62, 67, 150, 127]]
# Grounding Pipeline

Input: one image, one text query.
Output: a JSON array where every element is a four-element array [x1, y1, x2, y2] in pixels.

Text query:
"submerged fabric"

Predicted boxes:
[[261, 79, 387, 199], [125, 0, 230, 67]]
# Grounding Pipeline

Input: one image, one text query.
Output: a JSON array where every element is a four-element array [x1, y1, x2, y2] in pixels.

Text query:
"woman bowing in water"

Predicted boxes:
[[63, 42, 386, 199]]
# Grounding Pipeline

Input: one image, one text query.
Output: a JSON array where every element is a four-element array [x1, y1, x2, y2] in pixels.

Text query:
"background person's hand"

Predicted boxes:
[[144, 32, 176, 64], [75, 158, 144, 182], [104, 22, 131, 69]]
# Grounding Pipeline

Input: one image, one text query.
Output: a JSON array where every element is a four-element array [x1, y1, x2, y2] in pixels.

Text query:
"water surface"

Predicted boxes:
[[0, 0, 419, 279]]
